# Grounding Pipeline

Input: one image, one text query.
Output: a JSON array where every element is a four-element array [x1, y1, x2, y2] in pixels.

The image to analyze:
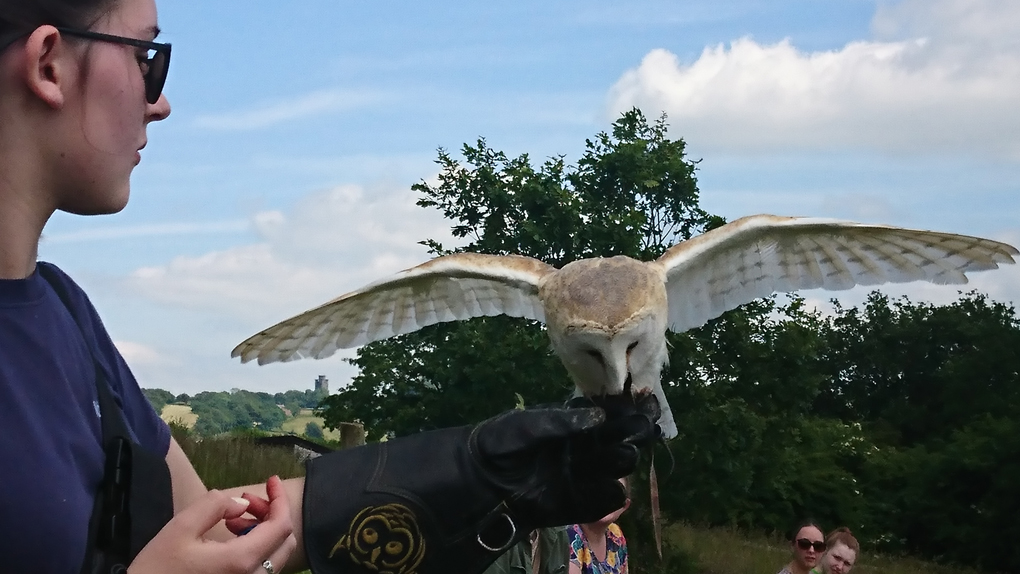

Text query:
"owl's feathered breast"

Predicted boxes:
[[539, 256, 666, 333]]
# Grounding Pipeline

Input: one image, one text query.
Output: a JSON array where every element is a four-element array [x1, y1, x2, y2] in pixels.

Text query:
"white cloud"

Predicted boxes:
[[607, 0, 1020, 159], [193, 89, 393, 130], [114, 340, 171, 366], [872, 0, 1020, 52], [123, 183, 459, 330]]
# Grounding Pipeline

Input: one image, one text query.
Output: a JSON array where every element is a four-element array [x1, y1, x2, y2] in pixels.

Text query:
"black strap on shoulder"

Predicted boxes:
[[37, 263, 174, 573]]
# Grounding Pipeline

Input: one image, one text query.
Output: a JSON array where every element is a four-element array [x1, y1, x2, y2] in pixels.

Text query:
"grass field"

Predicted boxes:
[[173, 431, 988, 574], [160, 403, 198, 428], [280, 408, 340, 440], [648, 522, 982, 574], [161, 404, 339, 440]]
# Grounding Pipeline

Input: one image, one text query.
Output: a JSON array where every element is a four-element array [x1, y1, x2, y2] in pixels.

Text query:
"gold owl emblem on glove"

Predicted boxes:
[[329, 503, 426, 574]]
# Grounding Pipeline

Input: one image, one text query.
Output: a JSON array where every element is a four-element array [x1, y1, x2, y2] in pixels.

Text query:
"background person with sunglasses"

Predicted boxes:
[[0, 2, 657, 573], [776, 520, 826, 574]]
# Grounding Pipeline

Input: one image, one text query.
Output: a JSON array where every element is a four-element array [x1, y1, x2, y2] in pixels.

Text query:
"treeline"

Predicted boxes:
[[143, 387, 327, 436], [656, 290, 1019, 572], [318, 110, 1019, 572]]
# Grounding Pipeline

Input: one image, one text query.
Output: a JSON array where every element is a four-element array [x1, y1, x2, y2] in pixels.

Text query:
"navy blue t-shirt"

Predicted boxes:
[[0, 262, 170, 573]]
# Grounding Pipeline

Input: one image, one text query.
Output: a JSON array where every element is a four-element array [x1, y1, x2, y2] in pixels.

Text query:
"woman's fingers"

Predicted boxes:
[[225, 491, 271, 535], [129, 478, 296, 574], [224, 476, 283, 536], [224, 516, 259, 536], [230, 477, 294, 555], [167, 489, 250, 537], [242, 490, 272, 520]]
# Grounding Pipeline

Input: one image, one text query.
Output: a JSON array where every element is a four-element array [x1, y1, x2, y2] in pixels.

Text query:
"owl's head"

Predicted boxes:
[[540, 256, 669, 396], [550, 312, 668, 397]]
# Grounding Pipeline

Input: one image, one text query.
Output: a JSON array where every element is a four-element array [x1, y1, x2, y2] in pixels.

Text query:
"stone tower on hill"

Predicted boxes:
[[314, 374, 329, 395]]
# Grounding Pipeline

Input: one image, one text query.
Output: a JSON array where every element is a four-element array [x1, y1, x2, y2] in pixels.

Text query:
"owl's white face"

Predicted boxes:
[[549, 312, 669, 398]]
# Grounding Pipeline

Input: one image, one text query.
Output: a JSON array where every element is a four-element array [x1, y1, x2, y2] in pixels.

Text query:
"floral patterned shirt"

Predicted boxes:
[[568, 523, 628, 574]]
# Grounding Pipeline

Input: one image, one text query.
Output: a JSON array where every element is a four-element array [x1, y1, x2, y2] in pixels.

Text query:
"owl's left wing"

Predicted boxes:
[[655, 214, 1018, 333], [232, 252, 555, 365]]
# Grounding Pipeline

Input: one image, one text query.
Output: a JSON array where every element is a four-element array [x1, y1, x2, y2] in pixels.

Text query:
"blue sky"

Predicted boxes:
[[39, 0, 1020, 394]]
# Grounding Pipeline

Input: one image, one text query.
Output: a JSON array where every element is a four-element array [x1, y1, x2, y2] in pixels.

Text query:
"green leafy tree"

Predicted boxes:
[[190, 390, 286, 436], [304, 421, 325, 440], [827, 292, 1020, 571], [320, 109, 715, 437], [142, 387, 175, 412], [817, 291, 1020, 445], [316, 108, 1020, 573], [274, 388, 329, 415]]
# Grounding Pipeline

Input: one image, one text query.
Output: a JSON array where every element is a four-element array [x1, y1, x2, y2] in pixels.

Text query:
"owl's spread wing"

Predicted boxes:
[[232, 253, 555, 365], [656, 214, 1019, 333]]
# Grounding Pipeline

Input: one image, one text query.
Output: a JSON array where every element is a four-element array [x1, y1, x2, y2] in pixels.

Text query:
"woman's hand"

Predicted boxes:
[[129, 475, 297, 574]]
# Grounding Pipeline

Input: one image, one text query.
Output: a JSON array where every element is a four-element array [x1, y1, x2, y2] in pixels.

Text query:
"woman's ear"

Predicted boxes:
[[21, 26, 69, 109]]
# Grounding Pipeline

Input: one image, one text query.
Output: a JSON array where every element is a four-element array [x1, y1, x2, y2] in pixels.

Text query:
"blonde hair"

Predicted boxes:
[[825, 527, 860, 554]]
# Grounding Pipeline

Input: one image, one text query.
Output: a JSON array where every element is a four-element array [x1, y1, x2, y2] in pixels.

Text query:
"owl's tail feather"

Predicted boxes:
[[650, 451, 663, 560]]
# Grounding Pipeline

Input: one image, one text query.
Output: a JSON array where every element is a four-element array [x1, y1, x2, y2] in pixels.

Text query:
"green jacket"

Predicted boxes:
[[483, 527, 570, 574]]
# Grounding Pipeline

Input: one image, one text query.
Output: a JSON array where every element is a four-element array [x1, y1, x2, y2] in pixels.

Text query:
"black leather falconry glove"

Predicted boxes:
[[302, 398, 659, 574]]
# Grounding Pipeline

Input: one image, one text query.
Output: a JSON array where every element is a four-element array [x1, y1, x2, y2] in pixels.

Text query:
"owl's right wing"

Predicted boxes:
[[656, 214, 1018, 333], [232, 253, 555, 365]]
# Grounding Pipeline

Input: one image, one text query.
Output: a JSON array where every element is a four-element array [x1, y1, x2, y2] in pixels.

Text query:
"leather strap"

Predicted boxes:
[[37, 263, 174, 573]]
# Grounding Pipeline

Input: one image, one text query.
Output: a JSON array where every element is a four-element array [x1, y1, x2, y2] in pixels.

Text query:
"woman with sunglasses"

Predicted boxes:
[[776, 520, 826, 574], [0, 2, 300, 572], [0, 3, 658, 573]]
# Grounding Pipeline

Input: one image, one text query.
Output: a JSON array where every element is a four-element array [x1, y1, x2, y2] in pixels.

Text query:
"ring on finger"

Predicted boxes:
[[262, 559, 275, 574]]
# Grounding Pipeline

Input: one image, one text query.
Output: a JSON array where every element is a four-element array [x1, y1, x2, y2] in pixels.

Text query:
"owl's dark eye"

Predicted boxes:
[[385, 541, 404, 555], [627, 341, 639, 353], [362, 528, 378, 544], [585, 349, 605, 366]]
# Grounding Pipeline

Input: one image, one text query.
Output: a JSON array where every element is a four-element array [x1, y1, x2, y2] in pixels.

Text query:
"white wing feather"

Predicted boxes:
[[233, 253, 555, 365], [657, 215, 1019, 333]]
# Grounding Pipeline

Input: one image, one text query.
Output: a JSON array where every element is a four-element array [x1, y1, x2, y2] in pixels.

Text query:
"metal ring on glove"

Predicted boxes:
[[477, 512, 517, 553], [262, 559, 275, 574]]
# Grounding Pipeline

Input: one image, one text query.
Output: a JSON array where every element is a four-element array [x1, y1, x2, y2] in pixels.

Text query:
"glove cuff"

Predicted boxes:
[[302, 427, 522, 574]]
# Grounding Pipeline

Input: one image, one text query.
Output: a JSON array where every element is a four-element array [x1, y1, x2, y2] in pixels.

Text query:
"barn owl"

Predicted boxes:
[[232, 215, 1018, 438]]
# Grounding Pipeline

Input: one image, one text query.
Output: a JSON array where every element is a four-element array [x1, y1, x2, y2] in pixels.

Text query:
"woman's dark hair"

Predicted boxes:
[[786, 518, 823, 541], [0, 0, 115, 52]]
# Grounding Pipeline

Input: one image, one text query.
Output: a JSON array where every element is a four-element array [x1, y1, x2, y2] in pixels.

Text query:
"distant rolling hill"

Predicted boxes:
[[160, 404, 338, 440]]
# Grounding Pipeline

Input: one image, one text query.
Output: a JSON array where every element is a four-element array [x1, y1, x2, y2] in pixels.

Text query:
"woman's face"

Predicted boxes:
[[821, 542, 856, 574], [594, 495, 630, 526], [791, 526, 824, 570], [58, 0, 170, 215], [588, 479, 631, 527]]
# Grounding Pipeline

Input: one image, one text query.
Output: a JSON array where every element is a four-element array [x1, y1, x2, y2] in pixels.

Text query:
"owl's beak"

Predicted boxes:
[[371, 547, 381, 564]]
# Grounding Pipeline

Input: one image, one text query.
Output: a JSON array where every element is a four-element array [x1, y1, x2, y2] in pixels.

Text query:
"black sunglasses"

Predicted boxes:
[[796, 538, 827, 552], [56, 27, 171, 104]]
